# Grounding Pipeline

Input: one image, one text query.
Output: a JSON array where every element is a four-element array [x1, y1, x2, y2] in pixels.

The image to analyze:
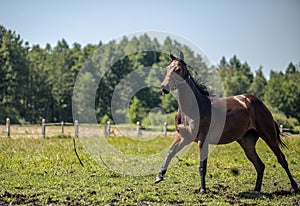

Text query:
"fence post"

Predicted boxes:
[[280, 124, 283, 135], [137, 121, 142, 137], [42, 119, 46, 139], [61, 121, 64, 138], [6, 118, 10, 138], [75, 120, 79, 138], [163, 122, 167, 137], [106, 121, 110, 137]]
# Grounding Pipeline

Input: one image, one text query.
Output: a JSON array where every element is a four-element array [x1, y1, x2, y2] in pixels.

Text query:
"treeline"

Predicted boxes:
[[218, 56, 300, 129], [1, 25, 299, 129]]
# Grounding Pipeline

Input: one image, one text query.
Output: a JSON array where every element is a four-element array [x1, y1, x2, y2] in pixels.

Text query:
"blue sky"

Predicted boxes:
[[1, 0, 299, 77]]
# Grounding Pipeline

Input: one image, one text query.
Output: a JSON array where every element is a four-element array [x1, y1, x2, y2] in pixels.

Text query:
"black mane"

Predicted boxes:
[[190, 75, 211, 96], [174, 55, 212, 96]]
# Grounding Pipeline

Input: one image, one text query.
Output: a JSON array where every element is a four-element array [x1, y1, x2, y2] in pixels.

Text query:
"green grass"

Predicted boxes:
[[0, 136, 299, 205]]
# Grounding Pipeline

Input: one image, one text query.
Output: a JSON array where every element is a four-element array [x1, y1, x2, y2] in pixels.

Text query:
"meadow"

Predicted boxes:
[[0, 134, 299, 205]]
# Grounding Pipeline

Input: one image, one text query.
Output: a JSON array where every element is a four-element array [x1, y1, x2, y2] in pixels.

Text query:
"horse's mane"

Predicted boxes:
[[190, 75, 211, 96], [175, 57, 214, 96]]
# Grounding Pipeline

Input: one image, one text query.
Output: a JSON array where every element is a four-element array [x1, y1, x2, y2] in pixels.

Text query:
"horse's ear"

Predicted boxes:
[[170, 53, 176, 61], [179, 51, 184, 61]]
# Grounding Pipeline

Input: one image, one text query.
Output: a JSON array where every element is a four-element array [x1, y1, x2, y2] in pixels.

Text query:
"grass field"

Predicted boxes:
[[0, 135, 299, 205]]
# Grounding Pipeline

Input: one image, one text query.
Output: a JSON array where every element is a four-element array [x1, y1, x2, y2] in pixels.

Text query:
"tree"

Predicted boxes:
[[129, 96, 146, 124], [7, 24, 295, 127], [160, 94, 177, 113], [264, 69, 300, 122], [286, 62, 296, 74], [281, 80, 300, 119], [72, 72, 97, 123], [0, 25, 29, 123], [95, 41, 133, 121], [248, 66, 267, 100], [264, 71, 285, 112], [46, 39, 83, 122], [27, 45, 53, 123], [218, 55, 253, 96]]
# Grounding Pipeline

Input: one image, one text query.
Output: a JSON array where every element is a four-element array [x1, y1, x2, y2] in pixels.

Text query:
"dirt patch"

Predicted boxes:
[[0, 191, 39, 205]]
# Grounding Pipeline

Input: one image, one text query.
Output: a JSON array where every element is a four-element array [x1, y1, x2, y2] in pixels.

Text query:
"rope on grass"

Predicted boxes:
[[73, 138, 84, 167]]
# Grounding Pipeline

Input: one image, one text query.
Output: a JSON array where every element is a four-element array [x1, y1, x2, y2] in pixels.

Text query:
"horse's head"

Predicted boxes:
[[161, 51, 189, 94]]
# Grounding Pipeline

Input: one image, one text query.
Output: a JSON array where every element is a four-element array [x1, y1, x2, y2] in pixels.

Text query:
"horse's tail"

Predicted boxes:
[[274, 121, 287, 148]]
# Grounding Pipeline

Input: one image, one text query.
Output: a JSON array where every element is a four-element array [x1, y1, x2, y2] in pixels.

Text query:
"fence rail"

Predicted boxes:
[[2, 118, 169, 138], [4, 118, 298, 139]]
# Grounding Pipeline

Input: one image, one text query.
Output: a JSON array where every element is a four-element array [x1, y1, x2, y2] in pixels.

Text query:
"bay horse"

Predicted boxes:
[[155, 52, 299, 193]]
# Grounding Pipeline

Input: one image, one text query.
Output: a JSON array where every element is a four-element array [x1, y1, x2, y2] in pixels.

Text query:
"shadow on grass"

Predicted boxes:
[[238, 189, 300, 199], [194, 184, 299, 205]]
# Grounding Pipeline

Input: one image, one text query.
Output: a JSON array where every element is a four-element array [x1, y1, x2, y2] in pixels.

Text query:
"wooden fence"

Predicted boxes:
[[2, 118, 169, 138]]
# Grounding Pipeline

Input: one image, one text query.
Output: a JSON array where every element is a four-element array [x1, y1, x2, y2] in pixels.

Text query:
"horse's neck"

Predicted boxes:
[[177, 80, 203, 118]]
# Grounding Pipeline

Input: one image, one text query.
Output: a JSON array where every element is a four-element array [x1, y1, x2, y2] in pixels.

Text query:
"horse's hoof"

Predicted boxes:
[[194, 188, 206, 194], [154, 176, 163, 184], [199, 188, 206, 194]]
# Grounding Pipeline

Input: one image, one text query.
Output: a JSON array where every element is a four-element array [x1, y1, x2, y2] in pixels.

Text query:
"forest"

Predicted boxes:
[[1, 24, 299, 130]]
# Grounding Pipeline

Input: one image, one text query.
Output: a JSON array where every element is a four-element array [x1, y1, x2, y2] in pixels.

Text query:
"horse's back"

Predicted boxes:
[[231, 94, 281, 145], [229, 94, 276, 131], [210, 94, 276, 144]]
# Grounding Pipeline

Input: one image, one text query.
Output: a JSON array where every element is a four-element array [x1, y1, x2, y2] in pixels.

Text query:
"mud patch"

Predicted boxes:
[[0, 191, 39, 205]]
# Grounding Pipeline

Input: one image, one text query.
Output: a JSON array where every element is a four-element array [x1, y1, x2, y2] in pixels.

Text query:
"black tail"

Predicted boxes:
[[274, 121, 287, 148]]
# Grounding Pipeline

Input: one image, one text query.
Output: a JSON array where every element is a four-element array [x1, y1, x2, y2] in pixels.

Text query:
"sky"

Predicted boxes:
[[1, 0, 299, 78]]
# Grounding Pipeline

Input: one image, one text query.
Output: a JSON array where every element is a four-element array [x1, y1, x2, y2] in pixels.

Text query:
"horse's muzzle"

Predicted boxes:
[[161, 85, 170, 94]]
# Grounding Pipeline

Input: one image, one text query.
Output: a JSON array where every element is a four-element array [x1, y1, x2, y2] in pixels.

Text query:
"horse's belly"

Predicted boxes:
[[207, 119, 250, 145], [211, 138, 236, 145]]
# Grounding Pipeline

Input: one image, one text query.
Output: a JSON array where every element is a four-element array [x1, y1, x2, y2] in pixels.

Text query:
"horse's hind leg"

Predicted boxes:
[[237, 131, 265, 192], [262, 137, 299, 192], [198, 140, 208, 193]]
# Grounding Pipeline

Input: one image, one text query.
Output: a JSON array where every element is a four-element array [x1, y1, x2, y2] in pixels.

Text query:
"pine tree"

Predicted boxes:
[[248, 67, 267, 100]]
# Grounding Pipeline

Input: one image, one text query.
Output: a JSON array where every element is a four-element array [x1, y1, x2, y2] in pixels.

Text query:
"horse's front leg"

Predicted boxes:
[[176, 123, 196, 137], [155, 132, 193, 183], [198, 140, 209, 193]]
